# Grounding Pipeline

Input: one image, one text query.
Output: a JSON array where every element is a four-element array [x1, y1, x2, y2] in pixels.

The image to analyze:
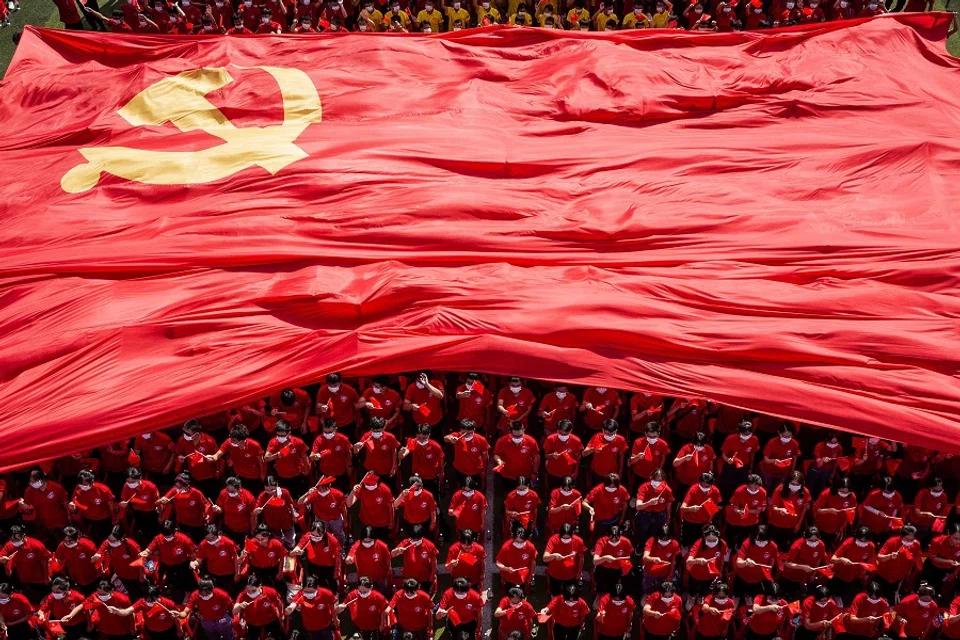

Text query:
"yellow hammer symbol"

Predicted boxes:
[[61, 66, 322, 193]]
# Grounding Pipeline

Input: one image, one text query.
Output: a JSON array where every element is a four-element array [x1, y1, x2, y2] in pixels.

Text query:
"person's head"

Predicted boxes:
[[28, 468, 46, 489], [254, 524, 271, 544], [866, 581, 883, 601], [416, 423, 431, 443], [699, 471, 715, 489], [460, 529, 475, 546], [225, 476, 242, 495], [310, 520, 328, 538], [929, 476, 945, 494], [604, 473, 621, 489], [834, 476, 852, 496], [560, 476, 575, 492], [901, 524, 918, 544], [322, 419, 338, 438], [555, 382, 568, 396], [746, 473, 762, 492], [175, 472, 192, 491], [512, 527, 528, 544], [462, 476, 477, 494], [947, 523, 960, 546], [854, 526, 870, 544], [738, 420, 754, 438], [508, 376, 523, 392], [145, 585, 161, 604], [204, 524, 220, 543], [410, 524, 425, 542], [362, 526, 376, 545], [644, 422, 661, 439], [660, 581, 677, 597], [609, 525, 622, 542], [602, 419, 618, 436], [77, 470, 95, 490], [265, 475, 280, 491], [753, 524, 770, 545], [507, 586, 524, 605], [460, 419, 476, 435], [814, 584, 830, 604], [51, 577, 71, 598], [275, 421, 291, 439], [917, 583, 936, 605], [804, 526, 821, 544], [63, 526, 80, 547], [559, 523, 574, 542], [111, 8, 124, 19], [302, 577, 320, 600], [403, 578, 418, 595], [604, 18, 617, 28], [452, 18, 464, 29], [370, 417, 386, 436], [246, 575, 263, 597], [516, 477, 529, 494], [326, 372, 342, 389], [562, 582, 578, 602], [611, 582, 626, 603], [409, 475, 424, 493], [778, 422, 794, 441], [161, 520, 178, 539], [713, 582, 730, 601], [201, 15, 214, 28], [824, 430, 839, 446], [557, 420, 573, 437], [509, 422, 525, 439], [693, 431, 708, 448], [8, 525, 24, 545], [372, 375, 390, 393], [229, 424, 249, 443], [182, 419, 201, 440], [358, 577, 373, 595], [280, 388, 297, 406], [452, 577, 470, 594], [784, 471, 804, 494], [466, 372, 481, 387], [232, 12, 243, 28], [703, 525, 720, 547], [656, 525, 673, 544], [96, 580, 115, 601], [764, 581, 781, 601], [650, 469, 666, 485], [126, 467, 142, 485], [108, 526, 125, 547]]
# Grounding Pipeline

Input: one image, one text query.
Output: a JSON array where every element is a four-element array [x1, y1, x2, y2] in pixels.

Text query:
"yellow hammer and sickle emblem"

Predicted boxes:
[[61, 66, 322, 193]]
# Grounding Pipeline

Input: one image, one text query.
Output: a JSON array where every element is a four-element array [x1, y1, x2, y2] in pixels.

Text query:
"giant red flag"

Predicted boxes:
[[1, 17, 960, 471]]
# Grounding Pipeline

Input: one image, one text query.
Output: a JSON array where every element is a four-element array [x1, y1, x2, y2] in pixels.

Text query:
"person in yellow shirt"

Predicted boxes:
[[475, 0, 501, 23], [537, 2, 561, 25], [565, 0, 588, 26], [416, 1, 444, 30], [621, 5, 648, 27], [444, 0, 471, 28], [508, 2, 533, 23], [648, 0, 672, 27], [593, 2, 617, 29], [358, 0, 384, 30], [383, 1, 411, 29]]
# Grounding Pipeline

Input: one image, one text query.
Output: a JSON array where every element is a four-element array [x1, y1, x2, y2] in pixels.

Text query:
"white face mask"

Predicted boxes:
[[452, 1, 460, 7], [262, 16, 270, 22], [164, 535, 175, 541], [558, 434, 569, 442], [838, 490, 850, 497], [64, 541, 78, 548], [30, 481, 43, 489], [651, 480, 662, 489], [513, 540, 525, 548], [867, 596, 881, 604], [605, 486, 618, 493], [328, 384, 340, 393], [512, 436, 523, 444], [806, 539, 819, 547], [695, 445, 705, 451], [277, 436, 289, 443], [883, 491, 895, 498], [826, 441, 839, 448], [788, 483, 802, 492], [740, 434, 751, 442], [303, 591, 318, 600], [362, 540, 374, 547], [248, 589, 261, 599], [142, 433, 152, 440], [661, 594, 673, 602], [109, 540, 122, 547], [603, 434, 616, 441], [780, 436, 792, 443], [555, 392, 566, 399], [454, 592, 467, 599], [931, 490, 943, 497], [416, 382, 425, 389], [561, 488, 573, 496], [463, 433, 473, 441], [595, 387, 607, 394], [856, 540, 869, 547], [200, 593, 213, 600], [868, 437, 880, 444], [98, 594, 111, 602], [647, 437, 658, 445], [79, 484, 92, 491], [183, 433, 197, 441], [227, 489, 239, 497], [310, 534, 323, 542], [755, 540, 768, 547], [359, 590, 371, 599], [364, 483, 377, 491], [53, 592, 66, 599], [705, 539, 719, 548], [510, 385, 522, 393], [920, 599, 933, 607], [372, 385, 383, 394], [462, 489, 474, 497], [517, 487, 528, 495], [715, 597, 728, 604], [658, 539, 671, 546], [372, 431, 383, 439], [11, 540, 23, 547]]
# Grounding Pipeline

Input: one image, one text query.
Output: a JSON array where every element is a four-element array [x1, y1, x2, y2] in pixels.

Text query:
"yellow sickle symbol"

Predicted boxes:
[[61, 66, 322, 193]]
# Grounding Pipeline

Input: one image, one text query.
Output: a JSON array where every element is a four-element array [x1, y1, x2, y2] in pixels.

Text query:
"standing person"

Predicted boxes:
[[542, 524, 587, 596], [448, 477, 486, 537], [629, 392, 664, 438], [193, 525, 239, 595], [20, 468, 69, 543], [747, 583, 790, 640], [875, 525, 922, 604], [120, 467, 160, 542], [84, 580, 135, 640], [310, 420, 354, 494], [176, 419, 221, 499], [129, 585, 182, 640], [593, 525, 634, 596], [495, 528, 537, 592], [182, 579, 236, 640], [697, 582, 736, 640], [299, 476, 348, 547], [629, 422, 671, 488], [494, 588, 537, 640], [0, 525, 52, 604], [133, 430, 176, 482], [207, 425, 266, 497], [895, 583, 939, 640], [718, 422, 760, 500], [496, 377, 537, 434], [386, 579, 434, 640], [98, 526, 144, 602], [290, 520, 341, 593], [767, 473, 811, 551], [726, 474, 766, 550], [583, 420, 627, 486], [759, 423, 801, 492], [392, 525, 438, 592], [596, 583, 637, 640], [445, 420, 489, 489], [642, 581, 683, 640], [234, 575, 285, 640], [641, 526, 680, 596], [359, 375, 403, 433], [346, 527, 392, 595], [861, 477, 904, 542], [685, 526, 728, 607], [345, 473, 394, 542], [796, 586, 841, 640], [539, 384, 579, 438], [503, 477, 540, 536], [543, 420, 583, 490], [241, 524, 287, 591], [38, 577, 87, 640], [455, 374, 494, 438], [271, 387, 312, 439], [546, 476, 582, 537], [445, 530, 485, 590], [812, 477, 858, 549], [437, 578, 486, 640], [829, 527, 877, 606], [633, 469, 674, 550], [404, 371, 445, 437], [158, 472, 210, 542], [542, 584, 590, 640], [780, 527, 828, 602], [69, 469, 115, 543], [339, 577, 389, 640], [264, 420, 311, 499], [284, 576, 338, 640], [399, 425, 445, 500], [672, 432, 716, 499], [845, 582, 889, 640], [140, 520, 198, 603], [733, 525, 779, 602], [354, 417, 401, 482], [213, 477, 257, 547], [316, 372, 360, 441], [493, 422, 540, 493], [55, 526, 103, 595], [678, 472, 722, 550], [0, 583, 36, 640], [254, 476, 298, 548], [581, 385, 622, 433], [583, 473, 630, 536]]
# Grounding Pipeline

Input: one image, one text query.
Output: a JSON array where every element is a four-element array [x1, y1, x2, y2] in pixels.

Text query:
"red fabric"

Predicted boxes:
[[388, 590, 433, 632], [1, 18, 960, 470], [399, 538, 438, 582], [188, 588, 236, 622]]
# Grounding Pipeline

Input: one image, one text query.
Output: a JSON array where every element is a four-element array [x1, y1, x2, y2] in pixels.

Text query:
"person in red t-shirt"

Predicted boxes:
[[208, 425, 266, 496], [359, 375, 403, 432], [338, 577, 389, 633], [642, 582, 682, 640], [796, 585, 841, 640], [133, 430, 176, 477], [539, 383, 579, 437], [346, 473, 395, 541], [158, 473, 211, 541], [876, 525, 922, 603], [829, 527, 877, 605], [912, 477, 950, 544], [846, 582, 889, 639], [86, 581, 135, 639], [896, 584, 939, 640], [666, 398, 707, 444], [347, 527, 393, 593], [495, 377, 537, 433], [503, 478, 540, 536], [400, 425, 445, 496], [760, 423, 800, 492], [316, 373, 360, 438], [393, 476, 438, 535], [920, 523, 960, 590], [642, 526, 679, 595], [21, 468, 70, 537], [629, 392, 664, 435], [633, 469, 674, 549], [404, 371, 445, 430], [596, 583, 637, 639], [0, 526, 52, 602], [254, 477, 297, 546], [767, 472, 812, 550], [119, 468, 160, 542], [748, 583, 789, 639], [142, 520, 198, 602], [448, 478, 486, 535], [543, 420, 583, 490], [184, 579, 236, 639], [542, 584, 590, 640], [679, 472, 722, 548], [583, 420, 627, 484], [718, 421, 759, 500], [593, 525, 634, 596], [55, 527, 103, 593], [284, 576, 338, 637], [445, 420, 490, 487], [496, 529, 537, 591], [290, 520, 342, 593], [38, 577, 87, 637], [192, 525, 239, 593], [493, 423, 540, 490], [391, 525, 438, 590], [812, 476, 858, 547], [495, 587, 537, 640], [126, 585, 182, 638], [176, 420, 221, 498], [685, 526, 728, 604], [546, 477, 582, 536], [213, 476, 257, 546], [673, 431, 716, 496], [233, 575, 285, 640], [444, 530, 485, 589], [733, 525, 779, 600], [629, 422, 671, 485], [69, 469, 116, 542], [242, 524, 287, 589], [861, 477, 904, 537], [386, 578, 434, 636], [98, 526, 143, 602], [697, 582, 735, 640], [225, 12, 253, 33], [581, 386, 622, 431], [455, 373, 494, 436], [300, 476, 347, 546], [355, 417, 400, 480], [584, 474, 630, 535], [437, 578, 485, 638], [725, 474, 766, 549], [781, 527, 828, 600], [311, 420, 354, 493], [269, 387, 311, 437], [264, 420, 311, 498], [543, 524, 587, 595]]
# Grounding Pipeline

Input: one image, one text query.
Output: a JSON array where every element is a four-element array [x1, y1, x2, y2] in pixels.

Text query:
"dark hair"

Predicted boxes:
[[403, 578, 418, 593], [602, 419, 618, 432], [813, 585, 830, 601], [247, 575, 262, 587], [460, 419, 477, 431], [700, 472, 715, 485], [326, 373, 342, 385], [358, 577, 372, 588], [557, 420, 573, 433], [559, 523, 574, 537], [230, 425, 249, 440], [370, 417, 386, 430], [161, 520, 177, 536], [453, 577, 469, 593], [460, 529, 475, 545]]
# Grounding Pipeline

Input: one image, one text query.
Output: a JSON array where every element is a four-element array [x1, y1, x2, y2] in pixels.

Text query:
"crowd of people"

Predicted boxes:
[[9, 0, 934, 36], [0, 371, 959, 640]]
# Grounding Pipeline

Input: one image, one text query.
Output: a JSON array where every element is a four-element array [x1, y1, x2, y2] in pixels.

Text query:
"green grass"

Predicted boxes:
[[0, 3, 956, 78]]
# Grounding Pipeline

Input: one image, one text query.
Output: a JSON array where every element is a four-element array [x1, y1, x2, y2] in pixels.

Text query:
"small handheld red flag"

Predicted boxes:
[[787, 601, 801, 615], [620, 558, 633, 575], [933, 516, 947, 533], [702, 500, 720, 519], [417, 404, 431, 419], [885, 459, 902, 476], [852, 437, 867, 451]]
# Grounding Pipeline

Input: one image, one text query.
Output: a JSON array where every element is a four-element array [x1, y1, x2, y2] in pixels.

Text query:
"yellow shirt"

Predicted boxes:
[[416, 8, 444, 30], [566, 7, 588, 24], [537, 11, 559, 25], [384, 8, 411, 27], [359, 7, 384, 29], [508, 11, 533, 24], [595, 10, 617, 29], [649, 9, 670, 26], [475, 4, 500, 23], [445, 5, 471, 29], [621, 11, 647, 27], [507, 0, 521, 15]]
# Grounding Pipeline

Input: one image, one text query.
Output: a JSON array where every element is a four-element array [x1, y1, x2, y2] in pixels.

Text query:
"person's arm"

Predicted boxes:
[[59, 604, 85, 624]]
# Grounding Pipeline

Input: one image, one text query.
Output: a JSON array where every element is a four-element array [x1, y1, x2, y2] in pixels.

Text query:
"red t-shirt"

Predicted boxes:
[[86, 592, 134, 636], [543, 433, 583, 478], [72, 483, 114, 521], [3, 536, 52, 584], [40, 589, 86, 627], [727, 485, 766, 527], [687, 538, 728, 581], [594, 536, 634, 572], [582, 388, 621, 430], [121, 479, 159, 513], [361, 386, 402, 425], [493, 434, 539, 480], [23, 481, 69, 528], [297, 532, 341, 568], [446, 542, 485, 585], [912, 488, 950, 527], [135, 597, 180, 632], [930, 534, 960, 564], [545, 534, 587, 580], [450, 433, 489, 476], [496, 540, 537, 582], [943, 596, 960, 640], [312, 432, 353, 477], [198, 536, 238, 576], [358, 484, 394, 528], [406, 437, 444, 480], [504, 488, 540, 526], [671, 399, 707, 439], [270, 387, 311, 428], [98, 538, 142, 581], [547, 595, 590, 627], [681, 484, 721, 524], [547, 488, 582, 529], [636, 481, 674, 513], [760, 437, 800, 476], [896, 595, 939, 638], [306, 487, 346, 522], [767, 486, 811, 530], [135, 432, 175, 473], [294, 588, 337, 630], [55, 538, 102, 586], [497, 387, 538, 430], [586, 433, 627, 476], [405, 381, 445, 427], [176, 433, 219, 480], [449, 489, 486, 531], [188, 588, 234, 622], [721, 433, 760, 469], [317, 384, 360, 427], [245, 537, 286, 569], [586, 484, 630, 522], [846, 592, 889, 637], [438, 588, 482, 624], [235, 587, 283, 626], [813, 489, 858, 534], [256, 488, 296, 531], [643, 593, 682, 635], [698, 595, 736, 637], [456, 384, 493, 428], [832, 537, 876, 582], [146, 532, 196, 566], [877, 536, 921, 582], [540, 392, 579, 434], [219, 438, 264, 479], [598, 595, 637, 635], [399, 538, 438, 582], [0, 593, 31, 627], [497, 597, 537, 636], [861, 489, 903, 533], [781, 538, 828, 583], [388, 590, 434, 631], [346, 589, 389, 631], [266, 436, 309, 478], [349, 539, 392, 581], [165, 487, 209, 527], [735, 539, 779, 584], [749, 596, 788, 635], [630, 393, 664, 432], [216, 488, 256, 533], [631, 437, 671, 479], [643, 537, 680, 578], [399, 488, 436, 525], [358, 431, 400, 475]]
